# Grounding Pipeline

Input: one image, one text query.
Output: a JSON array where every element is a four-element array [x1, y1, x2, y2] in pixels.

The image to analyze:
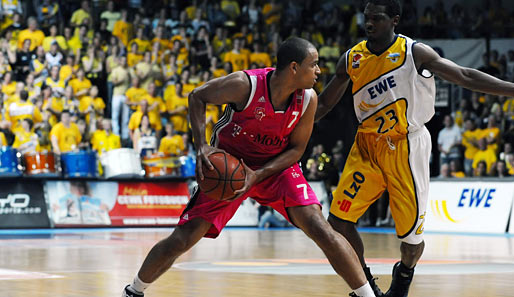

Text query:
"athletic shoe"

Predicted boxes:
[[364, 266, 384, 297], [122, 285, 144, 297], [384, 261, 414, 297]]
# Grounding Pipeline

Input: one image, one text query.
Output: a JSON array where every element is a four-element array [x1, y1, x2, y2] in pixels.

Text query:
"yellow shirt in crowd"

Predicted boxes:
[[91, 130, 121, 154], [128, 110, 162, 131], [50, 122, 81, 153], [159, 135, 185, 155]]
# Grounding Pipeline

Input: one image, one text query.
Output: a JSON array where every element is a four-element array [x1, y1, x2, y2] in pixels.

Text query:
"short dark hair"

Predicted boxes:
[[20, 90, 28, 101], [276, 37, 315, 71], [366, 0, 402, 18], [23, 118, 33, 130]]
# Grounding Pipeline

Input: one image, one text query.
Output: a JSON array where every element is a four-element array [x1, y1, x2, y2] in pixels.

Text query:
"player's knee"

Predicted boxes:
[[400, 241, 425, 258], [166, 230, 196, 255], [328, 215, 355, 236]]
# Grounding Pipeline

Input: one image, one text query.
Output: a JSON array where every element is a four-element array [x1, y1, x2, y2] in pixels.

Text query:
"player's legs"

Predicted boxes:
[[138, 218, 211, 282], [382, 127, 431, 297], [287, 204, 368, 290], [329, 134, 388, 296], [123, 189, 247, 296], [123, 218, 212, 296], [255, 164, 375, 296]]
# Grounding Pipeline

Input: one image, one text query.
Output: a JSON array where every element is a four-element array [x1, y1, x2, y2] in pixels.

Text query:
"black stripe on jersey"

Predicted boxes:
[[210, 104, 234, 147], [352, 36, 409, 96], [359, 97, 407, 125], [181, 186, 200, 216]]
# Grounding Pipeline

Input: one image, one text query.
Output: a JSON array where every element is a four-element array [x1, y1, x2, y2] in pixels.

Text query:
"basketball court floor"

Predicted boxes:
[[0, 227, 513, 297]]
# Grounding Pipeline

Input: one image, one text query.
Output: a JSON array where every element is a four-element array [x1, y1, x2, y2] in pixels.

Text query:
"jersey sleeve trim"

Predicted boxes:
[[242, 73, 258, 112]]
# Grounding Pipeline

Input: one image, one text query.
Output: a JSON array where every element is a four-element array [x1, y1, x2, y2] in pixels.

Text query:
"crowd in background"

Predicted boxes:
[[0, 0, 512, 182]]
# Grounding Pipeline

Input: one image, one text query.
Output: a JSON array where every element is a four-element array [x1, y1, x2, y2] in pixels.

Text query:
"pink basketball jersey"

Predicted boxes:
[[211, 68, 314, 169]]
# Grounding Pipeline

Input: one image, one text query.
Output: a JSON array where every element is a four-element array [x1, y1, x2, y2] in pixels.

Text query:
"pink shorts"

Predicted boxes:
[[178, 163, 320, 238]]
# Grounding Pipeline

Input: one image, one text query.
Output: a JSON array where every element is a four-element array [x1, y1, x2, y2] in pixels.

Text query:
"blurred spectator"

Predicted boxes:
[[12, 39, 36, 81], [18, 17, 45, 51], [437, 114, 462, 168], [461, 119, 480, 176], [472, 137, 497, 174], [44, 65, 65, 97], [133, 113, 157, 157], [112, 9, 133, 47], [250, 42, 272, 68], [481, 114, 500, 153], [165, 82, 188, 134], [70, 0, 91, 28], [491, 160, 510, 178], [1, 0, 22, 19], [158, 122, 184, 156], [110, 55, 130, 140], [5, 90, 42, 133], [31, 46, 48, 86], [125, 76, 147, 112], [91, 118, 120, 155], [224, 38, 248, 72], [36, 0, 61, 29], [128, 99, 161, 141], [50, 110, 81, 154], [474, 160, 488, 177], [79, 85, 105, 126], [100, 1, 120, 32], [59, 54, 77, 83], [140, 82, 165, 134], [45, 41, 63, 68], [76, 117, 91, 150], [450, 159, 466, 178], [69, 68, 91, 100], [12, 118, 39, 154]]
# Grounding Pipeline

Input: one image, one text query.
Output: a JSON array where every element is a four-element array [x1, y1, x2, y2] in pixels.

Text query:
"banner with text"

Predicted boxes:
[[426, 181, 514, 234], [0, 181, 50, 228], [46, 181, 190, 227]]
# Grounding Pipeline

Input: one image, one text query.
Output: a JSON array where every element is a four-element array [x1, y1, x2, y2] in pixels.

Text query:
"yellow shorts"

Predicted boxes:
[[330, 126, 431, 244]]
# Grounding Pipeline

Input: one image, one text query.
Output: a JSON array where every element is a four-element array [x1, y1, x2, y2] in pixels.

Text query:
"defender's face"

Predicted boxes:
[[364, 4, 396, 41], [296, 47, 320, 89]]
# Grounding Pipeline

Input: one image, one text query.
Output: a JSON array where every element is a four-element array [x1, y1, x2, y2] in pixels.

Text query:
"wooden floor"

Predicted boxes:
[[0, 228, 513, 297]]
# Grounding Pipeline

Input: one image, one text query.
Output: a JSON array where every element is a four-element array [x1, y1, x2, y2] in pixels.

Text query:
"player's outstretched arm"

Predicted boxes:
[[189, 71, 250, 179], [414, 43, 514, 96], [315, 54, 351, 121]]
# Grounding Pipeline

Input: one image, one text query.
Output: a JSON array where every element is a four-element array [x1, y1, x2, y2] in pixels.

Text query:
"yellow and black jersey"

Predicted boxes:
[[345, 35, 435, 137]]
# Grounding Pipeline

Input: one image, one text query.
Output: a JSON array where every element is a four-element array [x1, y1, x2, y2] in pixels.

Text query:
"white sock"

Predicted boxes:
[[128, 275, 151, 294], [353, 281, 375, 297]]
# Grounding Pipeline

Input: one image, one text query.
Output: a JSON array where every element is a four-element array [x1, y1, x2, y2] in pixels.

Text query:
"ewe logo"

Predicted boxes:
[[430, 188, 496, 223]]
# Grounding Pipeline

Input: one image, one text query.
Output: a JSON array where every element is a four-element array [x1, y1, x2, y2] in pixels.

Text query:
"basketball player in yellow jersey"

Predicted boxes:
[[315, 1, 514, 296]]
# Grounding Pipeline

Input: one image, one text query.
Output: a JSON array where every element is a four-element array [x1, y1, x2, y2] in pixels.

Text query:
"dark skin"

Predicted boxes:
[[316, 3, 514, 271], [135, 46, 368, 291]]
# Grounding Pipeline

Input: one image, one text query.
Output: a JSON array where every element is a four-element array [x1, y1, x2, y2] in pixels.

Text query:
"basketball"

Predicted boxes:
[[198, 151, 246, 201]]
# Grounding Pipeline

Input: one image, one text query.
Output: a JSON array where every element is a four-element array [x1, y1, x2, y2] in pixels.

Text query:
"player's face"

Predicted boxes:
[[297, 47, 320, 89], [364, 4, 397, 41]]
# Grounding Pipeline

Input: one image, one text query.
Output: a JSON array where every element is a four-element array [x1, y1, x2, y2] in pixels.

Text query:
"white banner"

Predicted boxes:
[[419, 39, 486, 69], [426, 181, 514, 234]]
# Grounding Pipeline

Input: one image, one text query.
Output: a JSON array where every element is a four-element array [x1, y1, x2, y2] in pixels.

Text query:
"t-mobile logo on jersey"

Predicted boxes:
[[253, 134, 287, 147]]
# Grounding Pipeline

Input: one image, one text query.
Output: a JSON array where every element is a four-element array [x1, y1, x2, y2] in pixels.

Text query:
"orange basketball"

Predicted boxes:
[[198, 152, 246, 201]]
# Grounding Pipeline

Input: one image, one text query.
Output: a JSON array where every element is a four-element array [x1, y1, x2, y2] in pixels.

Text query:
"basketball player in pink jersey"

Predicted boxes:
[[122, 37, 377, 297]]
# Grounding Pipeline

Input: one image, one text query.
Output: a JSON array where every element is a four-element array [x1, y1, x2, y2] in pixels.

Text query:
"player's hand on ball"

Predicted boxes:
[[195, 144, 225, 180], [231, 159, 257, 201]]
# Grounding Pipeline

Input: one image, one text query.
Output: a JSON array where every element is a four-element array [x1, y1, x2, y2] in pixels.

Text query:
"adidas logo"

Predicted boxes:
[[183, 214, 189, 220], [258, 96, 265, 103]]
